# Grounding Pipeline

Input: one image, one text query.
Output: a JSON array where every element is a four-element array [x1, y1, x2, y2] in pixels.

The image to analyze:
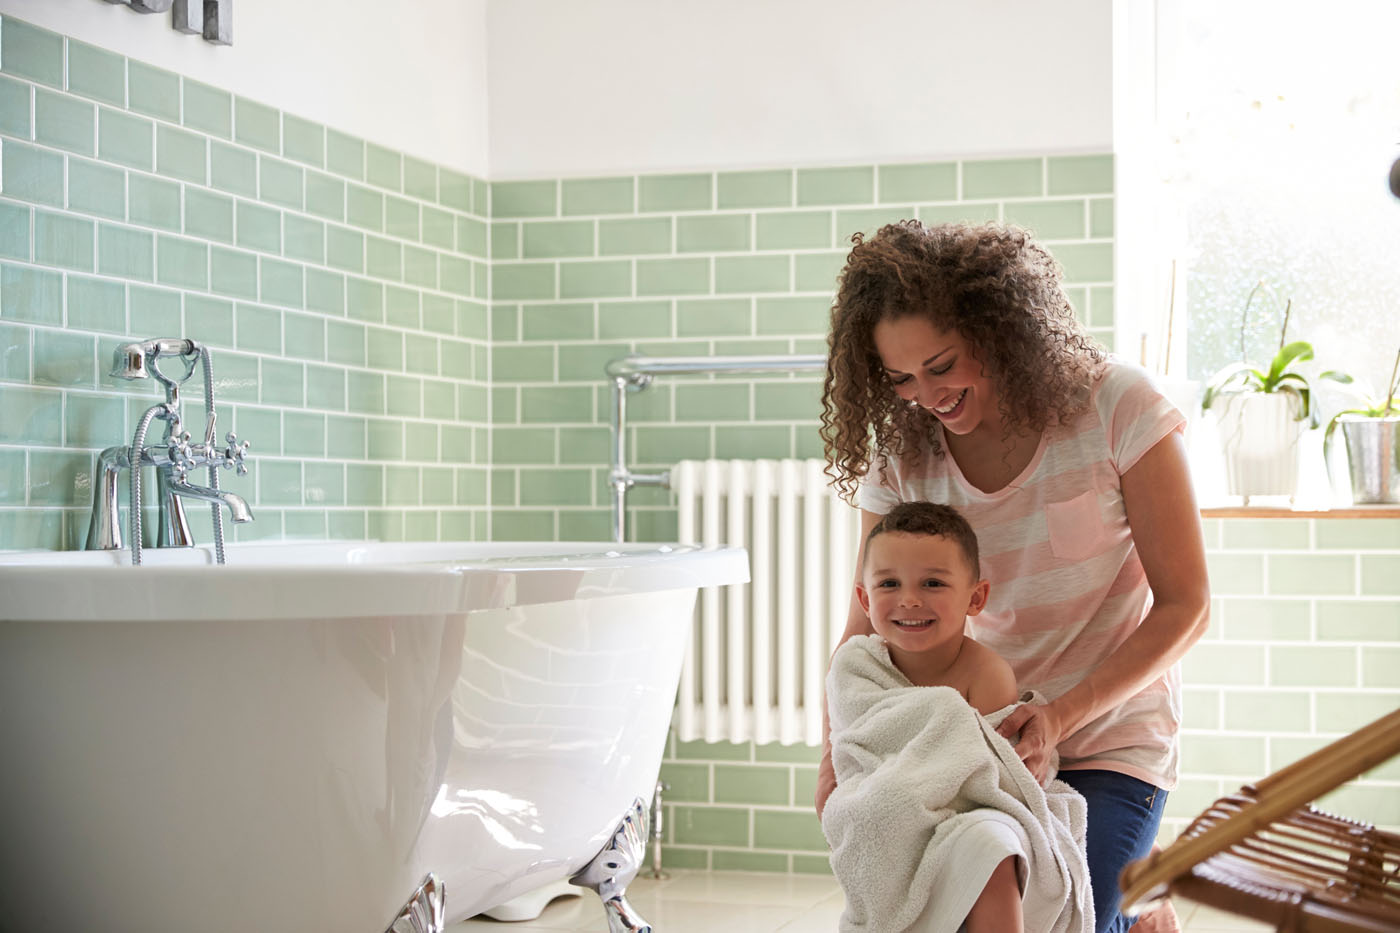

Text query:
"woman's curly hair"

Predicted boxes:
[[821, 220, 1105, 501]]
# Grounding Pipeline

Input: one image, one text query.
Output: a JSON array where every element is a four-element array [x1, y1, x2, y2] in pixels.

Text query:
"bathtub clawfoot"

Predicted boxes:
[[597, 895, 652, 933], [386, 873, 446, 933], [570, 798, 652, 933]]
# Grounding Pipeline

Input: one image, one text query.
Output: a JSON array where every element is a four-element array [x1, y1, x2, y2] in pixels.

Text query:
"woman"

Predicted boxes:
[[817, 221, 1209, 932]]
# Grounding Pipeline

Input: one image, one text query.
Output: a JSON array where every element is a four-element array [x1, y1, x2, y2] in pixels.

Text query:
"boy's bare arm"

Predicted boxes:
[[967, 642, 1018, 715]]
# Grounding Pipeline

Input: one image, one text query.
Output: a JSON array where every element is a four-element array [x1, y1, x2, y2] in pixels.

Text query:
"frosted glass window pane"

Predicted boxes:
[[1162, 1, 1400, 400]]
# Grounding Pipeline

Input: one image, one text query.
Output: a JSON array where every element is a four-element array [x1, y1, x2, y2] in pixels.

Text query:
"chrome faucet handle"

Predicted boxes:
[[222, 432, 251, 475], [168, 429, 199, 479]]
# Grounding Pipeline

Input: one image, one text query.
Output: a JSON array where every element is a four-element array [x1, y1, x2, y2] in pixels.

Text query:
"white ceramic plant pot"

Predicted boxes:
[[1213, 392, 1305, 500]]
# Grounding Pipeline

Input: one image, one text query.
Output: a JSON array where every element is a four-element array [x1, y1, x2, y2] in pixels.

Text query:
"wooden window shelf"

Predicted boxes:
[[1200, 506, 1400, 519]]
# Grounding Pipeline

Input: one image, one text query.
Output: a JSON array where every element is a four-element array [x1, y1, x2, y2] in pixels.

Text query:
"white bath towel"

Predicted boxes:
[[822, 635, 1094, 933]]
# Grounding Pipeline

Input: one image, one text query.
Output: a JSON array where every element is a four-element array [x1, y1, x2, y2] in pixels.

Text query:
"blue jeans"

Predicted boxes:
[[1057, 769, 1168, 933]]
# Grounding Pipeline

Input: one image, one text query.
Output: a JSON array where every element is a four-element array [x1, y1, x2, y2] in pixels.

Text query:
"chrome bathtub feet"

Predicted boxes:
[[571, 797, 652, 933], [386, 873, 445, 933]]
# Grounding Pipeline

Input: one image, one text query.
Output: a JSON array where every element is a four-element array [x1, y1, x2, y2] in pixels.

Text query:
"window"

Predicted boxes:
[[1152, 2, 1400, 397]]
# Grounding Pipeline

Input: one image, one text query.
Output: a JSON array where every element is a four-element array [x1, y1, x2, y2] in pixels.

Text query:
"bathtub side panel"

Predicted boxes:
[[0, 613, 462, 933], [429, 588, 696, 921], [0, 588, 696, 932]]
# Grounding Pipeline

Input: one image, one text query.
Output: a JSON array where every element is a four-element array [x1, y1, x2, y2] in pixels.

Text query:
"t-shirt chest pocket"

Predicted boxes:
[[1045, 490, 1107, 561]]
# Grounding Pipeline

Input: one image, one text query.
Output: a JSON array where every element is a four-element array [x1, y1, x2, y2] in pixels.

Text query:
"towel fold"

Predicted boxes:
[[822, 635, 1095, 933]]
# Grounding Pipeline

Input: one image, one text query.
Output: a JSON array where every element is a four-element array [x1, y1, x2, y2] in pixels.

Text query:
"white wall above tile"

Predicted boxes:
[[0, 0, 490, 174], [485, 0, 1114, 178]]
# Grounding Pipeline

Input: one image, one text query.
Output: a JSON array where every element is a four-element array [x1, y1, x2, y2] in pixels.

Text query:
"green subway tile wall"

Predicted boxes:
[[1177, 518, 1400, 838], [0, 16, 490, 548], [489, 156, 1116, 541]]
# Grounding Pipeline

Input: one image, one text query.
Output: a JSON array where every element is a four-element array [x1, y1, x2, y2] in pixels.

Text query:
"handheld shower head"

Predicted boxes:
[[110, 342, 153, 380], [109, 338, 200, 381]]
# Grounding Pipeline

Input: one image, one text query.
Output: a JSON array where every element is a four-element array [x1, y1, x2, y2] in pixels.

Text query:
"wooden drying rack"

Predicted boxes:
[[1120, 709, 1400, 931]]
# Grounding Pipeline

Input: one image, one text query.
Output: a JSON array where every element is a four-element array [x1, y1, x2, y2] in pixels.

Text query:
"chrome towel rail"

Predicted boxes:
[[605, 353, 827, 542]]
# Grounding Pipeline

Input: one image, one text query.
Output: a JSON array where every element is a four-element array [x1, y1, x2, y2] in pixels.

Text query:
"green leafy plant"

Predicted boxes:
[[1324, 347, 1400, 447], [1200, 281, 1350, 426]]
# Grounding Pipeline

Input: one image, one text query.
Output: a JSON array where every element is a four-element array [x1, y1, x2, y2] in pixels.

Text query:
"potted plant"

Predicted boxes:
[[1324, 348, 1400, 504], [1201, 282, 1349, 502]]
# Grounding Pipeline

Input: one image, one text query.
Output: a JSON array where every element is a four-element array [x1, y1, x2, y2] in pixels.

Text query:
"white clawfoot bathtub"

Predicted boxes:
[[0, 541, 747, 933]]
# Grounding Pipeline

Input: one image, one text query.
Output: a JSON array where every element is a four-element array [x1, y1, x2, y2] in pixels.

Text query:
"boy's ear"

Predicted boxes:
[[855, 582, 871, 615], [965, 579, 991, 617]]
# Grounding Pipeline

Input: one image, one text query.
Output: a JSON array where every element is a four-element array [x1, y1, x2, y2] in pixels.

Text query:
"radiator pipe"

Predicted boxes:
[[608, 372, 667, 543], [646, 779, 669, 880], [605, 353, 826, 543]]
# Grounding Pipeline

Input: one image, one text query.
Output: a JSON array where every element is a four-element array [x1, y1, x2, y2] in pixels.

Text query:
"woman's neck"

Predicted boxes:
[[942, 422, 1041, 494]]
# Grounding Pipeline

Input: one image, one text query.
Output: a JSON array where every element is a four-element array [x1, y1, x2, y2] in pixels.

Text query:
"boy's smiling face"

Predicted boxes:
[[858, 531, 989, 658]]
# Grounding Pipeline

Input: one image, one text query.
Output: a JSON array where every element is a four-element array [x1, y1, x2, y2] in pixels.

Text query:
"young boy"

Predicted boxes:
[[855, 500, 1017, 717], [856, 501, 1021, 932], [823, 501, 1092, 933]]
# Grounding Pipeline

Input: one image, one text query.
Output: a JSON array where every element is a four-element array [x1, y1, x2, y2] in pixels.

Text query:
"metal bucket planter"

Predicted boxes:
[[1333, 415, 1400, 504], [1213, 392, 1305, 502]]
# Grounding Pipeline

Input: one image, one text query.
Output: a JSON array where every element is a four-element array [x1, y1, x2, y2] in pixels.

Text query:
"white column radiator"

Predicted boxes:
[[673, 458, 862, 746]]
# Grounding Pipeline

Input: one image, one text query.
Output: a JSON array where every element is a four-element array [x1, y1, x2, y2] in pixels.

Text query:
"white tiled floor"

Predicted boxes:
[[450, 870, 1273, 932]]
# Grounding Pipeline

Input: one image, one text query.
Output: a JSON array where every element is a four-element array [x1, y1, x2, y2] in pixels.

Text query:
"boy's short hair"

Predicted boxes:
[[863, 501, 980, 578]]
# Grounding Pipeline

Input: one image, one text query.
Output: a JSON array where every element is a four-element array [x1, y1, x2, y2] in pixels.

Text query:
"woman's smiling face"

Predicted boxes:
[[872, 315, 1001, 437]]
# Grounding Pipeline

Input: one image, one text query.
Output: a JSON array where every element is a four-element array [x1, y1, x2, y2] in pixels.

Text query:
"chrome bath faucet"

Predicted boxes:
[[85, 338, 253, 565]]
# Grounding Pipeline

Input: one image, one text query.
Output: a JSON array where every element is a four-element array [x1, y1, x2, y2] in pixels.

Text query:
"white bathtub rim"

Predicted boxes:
[[0, 540, 749, 623]]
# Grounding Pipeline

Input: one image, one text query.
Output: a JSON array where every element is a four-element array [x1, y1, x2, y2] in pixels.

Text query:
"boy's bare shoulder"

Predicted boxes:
[[962, 638, 1019, 714], [960, 638, 1011, 675]]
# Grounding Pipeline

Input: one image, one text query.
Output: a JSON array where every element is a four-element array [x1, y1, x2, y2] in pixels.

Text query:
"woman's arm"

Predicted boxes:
[[996, 430, 1211, 782], [814, 507, 883, 817]]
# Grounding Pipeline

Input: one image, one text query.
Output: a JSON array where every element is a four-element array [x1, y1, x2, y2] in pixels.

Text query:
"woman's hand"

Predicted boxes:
[[995, 701, 1065, 785], [814, 754, 837, 818]]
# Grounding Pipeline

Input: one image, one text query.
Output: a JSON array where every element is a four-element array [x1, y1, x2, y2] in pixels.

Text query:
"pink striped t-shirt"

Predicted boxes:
[[857, 359, 1187, 789]]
